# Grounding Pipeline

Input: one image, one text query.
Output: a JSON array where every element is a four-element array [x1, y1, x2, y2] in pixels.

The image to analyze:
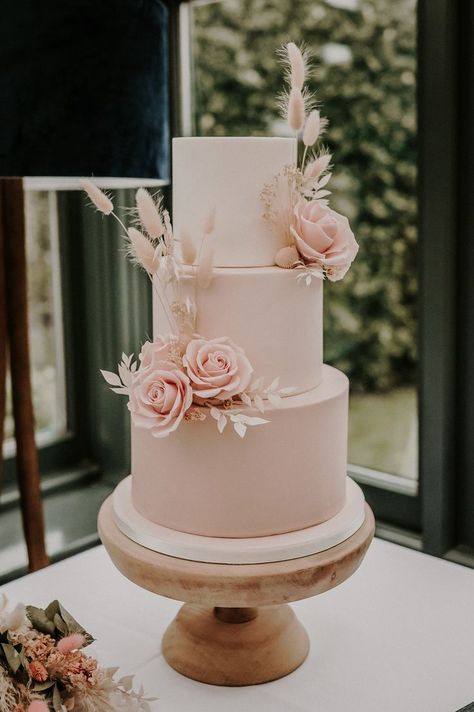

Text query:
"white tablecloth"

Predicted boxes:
[[2, 539, 473, 712]]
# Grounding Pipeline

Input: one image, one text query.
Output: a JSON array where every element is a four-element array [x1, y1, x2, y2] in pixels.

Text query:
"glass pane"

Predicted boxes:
[[3, 190, 67, 448], [189, 0, 418, 482]]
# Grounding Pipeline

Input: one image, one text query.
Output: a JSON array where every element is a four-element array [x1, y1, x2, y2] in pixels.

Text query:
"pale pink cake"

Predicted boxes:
[[130, 137, 352, 539]]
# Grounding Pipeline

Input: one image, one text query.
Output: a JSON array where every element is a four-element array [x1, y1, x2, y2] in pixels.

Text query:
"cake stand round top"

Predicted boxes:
[[98, 496, 375, 608]]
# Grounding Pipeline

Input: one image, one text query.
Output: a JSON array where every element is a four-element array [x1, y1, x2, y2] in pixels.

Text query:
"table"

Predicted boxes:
[[2, 539, 473, 712]]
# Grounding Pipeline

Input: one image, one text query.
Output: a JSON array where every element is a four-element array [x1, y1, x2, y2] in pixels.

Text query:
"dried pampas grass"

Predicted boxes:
[[80, 179, 113, 215], [303, 110, 321, 147], [304, 152, 332, 179], [287, 88, 305, 131], [286, 42, 306, 90], [180, 228, 197, 264], [203, 206, 216, 235], [197, 236, 215, 289], [127, 228, 160, 274], [135, 188, 164, 240]]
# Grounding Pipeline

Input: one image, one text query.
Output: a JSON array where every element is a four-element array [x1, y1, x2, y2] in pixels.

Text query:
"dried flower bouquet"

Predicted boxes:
[[0, 595, 155, 711]]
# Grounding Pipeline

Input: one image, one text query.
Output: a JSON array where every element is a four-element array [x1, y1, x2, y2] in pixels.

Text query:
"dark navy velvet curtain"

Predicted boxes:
[[0, 0, 169, 178]]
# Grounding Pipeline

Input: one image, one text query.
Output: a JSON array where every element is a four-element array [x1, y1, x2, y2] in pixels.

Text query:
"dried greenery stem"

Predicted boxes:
[[109, 210, 129, 235]]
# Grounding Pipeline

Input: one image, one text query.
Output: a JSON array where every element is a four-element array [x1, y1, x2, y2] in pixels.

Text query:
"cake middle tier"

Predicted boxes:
[[131, 365, 348, 538], [153, 266, 323, 394]]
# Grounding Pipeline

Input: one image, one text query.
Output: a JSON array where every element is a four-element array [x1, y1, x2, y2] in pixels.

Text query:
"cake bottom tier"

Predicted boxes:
[[131, 365, 349, 539], [114, 476, 365, 564]]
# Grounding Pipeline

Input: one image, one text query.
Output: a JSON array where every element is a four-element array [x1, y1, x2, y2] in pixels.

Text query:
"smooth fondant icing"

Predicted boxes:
[[132, 365, 348, 538], [154, 266, 323, 393], [173, 137, 297, 267], [114, 476, 365, 564]]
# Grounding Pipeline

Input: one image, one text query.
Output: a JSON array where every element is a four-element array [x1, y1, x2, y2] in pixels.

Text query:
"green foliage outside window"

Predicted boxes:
[[191, 0, 417, 392]]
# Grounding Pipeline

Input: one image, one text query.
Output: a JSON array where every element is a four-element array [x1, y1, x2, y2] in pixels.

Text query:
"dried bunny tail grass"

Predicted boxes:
[[135, 187, 164, 240], [287, 88, 306, 131], [80, 179, 113, 215], [287, 42, 306, 90], [304, 151, 332, 179], [180, 228, 197, 264], [197, 236, 215, 289], [162, 208, 174, 250], [203, 206, 216, 235], [127, 227, 160, 274], [303, 109, 321, 147], [278, 42, 311, 91]]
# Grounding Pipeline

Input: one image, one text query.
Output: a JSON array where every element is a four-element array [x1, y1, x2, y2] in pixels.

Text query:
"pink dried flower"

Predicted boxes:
[[22, 633, 56, 663], [29, 660, 48, 682], [47, 648, 98, 683], [57, 633, 85, 654], [27, 702, 49, 712]]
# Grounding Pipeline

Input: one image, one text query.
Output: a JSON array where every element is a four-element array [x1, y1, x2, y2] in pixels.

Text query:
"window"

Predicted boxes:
[[186, 0, 418, 492], [3, 190, 67, 455]]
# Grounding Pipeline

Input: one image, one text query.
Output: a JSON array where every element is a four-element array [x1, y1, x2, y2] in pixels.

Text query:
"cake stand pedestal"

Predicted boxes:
[[98, 496, 375, 686]]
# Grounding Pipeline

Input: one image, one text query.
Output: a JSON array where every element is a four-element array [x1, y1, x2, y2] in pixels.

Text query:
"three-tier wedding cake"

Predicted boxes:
[[83, 42, 367, 564]]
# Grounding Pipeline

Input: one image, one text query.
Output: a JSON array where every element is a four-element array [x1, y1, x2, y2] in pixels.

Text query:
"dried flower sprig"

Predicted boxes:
[[135, 187, 164, 240], [196, 206, 216, 289], [0, 597, 156, 711], [80, 179, 113, 216]]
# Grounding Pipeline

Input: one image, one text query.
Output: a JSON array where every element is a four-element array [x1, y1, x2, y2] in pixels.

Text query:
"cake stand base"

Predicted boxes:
[[98, 496, 375, 686], [162, 603, 309, 686]]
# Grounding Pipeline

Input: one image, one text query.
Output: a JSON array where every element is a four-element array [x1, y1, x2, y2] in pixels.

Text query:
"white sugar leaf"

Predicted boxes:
[[234, 421, 247, 438], [121, 352, 129, 367], [305, 275, 312, 286], [131, 360, 138, 372], [268, 376, 280, 392], [280, 386, 298, 396], [315, 189, 331, 199], [210, 407, 221, 421], [111, 387, 129, 395], [268, 393, 282, 408], [241, 393, 252, 407], [254, 394, 265, 413], [232, 414, 270, 426], [100, 370, 122, 387], [118, 675, 134, 691], [217, 414, 227, 434], [317, 173, 332, 189], [250, 377, 264, 393], [118, 363, 132, 387]]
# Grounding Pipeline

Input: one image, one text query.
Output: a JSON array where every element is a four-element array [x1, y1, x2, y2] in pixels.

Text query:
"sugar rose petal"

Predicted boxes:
[[128, 359, 193, 437], [183, 337, 253, 402], [292, 199, 358, 281]]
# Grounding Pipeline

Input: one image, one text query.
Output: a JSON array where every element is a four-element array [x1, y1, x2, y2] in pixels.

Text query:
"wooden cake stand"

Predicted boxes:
[[98, 496, 375, 686]]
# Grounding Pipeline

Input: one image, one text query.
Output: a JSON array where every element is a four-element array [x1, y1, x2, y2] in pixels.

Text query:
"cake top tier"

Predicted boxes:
[[172, 136, 297, 268]]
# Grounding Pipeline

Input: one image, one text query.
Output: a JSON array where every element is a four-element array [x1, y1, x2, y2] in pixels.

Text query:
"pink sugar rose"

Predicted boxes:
[[291, 199, 359, 281], [139, 335, 174, 370], [183, 336, 253, 403], [128, 360, 193, 437]]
